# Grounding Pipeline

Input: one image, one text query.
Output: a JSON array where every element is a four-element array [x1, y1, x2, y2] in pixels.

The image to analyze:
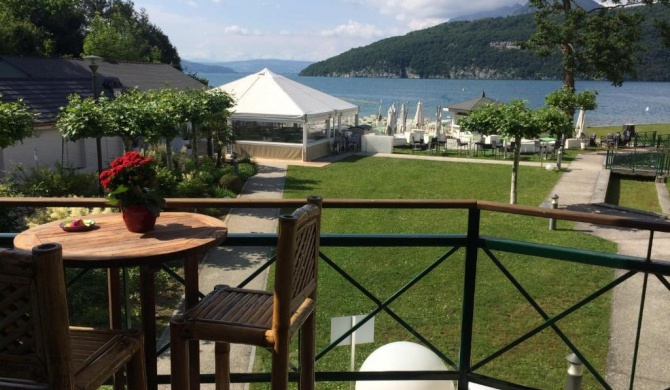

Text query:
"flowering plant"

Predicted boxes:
[[99, 151, 165, 217]]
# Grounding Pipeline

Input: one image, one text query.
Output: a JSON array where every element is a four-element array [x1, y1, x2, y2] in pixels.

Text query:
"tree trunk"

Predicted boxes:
[[121, 136, 133, 152], [165, 137, 173, 170], [206, 135, 213, 158], [192, 123, 198, 168], [556, 135, 566, 170], [215, 143, 223, 167], [510, 135, 522, 204]]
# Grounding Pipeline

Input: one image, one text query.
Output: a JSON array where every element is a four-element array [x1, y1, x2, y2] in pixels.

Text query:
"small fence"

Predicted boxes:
[[605, 149, 670, 176], [633, 131, 657, 148]]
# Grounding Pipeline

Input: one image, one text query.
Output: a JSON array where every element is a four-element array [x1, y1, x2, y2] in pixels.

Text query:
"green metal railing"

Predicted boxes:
[[605, 148, 670, 176], [633, 131, 657, 148], [1, 198, 670, 389]]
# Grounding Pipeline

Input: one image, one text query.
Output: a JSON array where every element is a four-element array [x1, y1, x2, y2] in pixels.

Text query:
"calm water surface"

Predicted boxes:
[[202, 73, 670, 127]]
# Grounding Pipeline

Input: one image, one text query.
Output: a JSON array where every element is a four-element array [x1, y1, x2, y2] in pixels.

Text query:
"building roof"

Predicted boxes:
[[0, 56, 205, 124], [444, 91, 502, 115], [213, 68, 359, 123]]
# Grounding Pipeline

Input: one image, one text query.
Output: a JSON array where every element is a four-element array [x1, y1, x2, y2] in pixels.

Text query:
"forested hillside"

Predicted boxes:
[[300, 5, 670, 81]]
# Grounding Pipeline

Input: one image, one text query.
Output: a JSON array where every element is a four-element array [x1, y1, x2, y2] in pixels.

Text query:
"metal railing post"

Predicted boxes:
[[458, 207, 480, 390]]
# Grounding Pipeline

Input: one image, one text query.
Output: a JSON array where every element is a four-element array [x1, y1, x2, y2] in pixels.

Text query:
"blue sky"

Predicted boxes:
[[131, 0, 525, 63]]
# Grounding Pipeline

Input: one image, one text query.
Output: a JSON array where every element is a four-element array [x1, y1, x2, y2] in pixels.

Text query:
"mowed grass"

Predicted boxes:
[[250, 155, 616, 389], [606, 174, 662, 214]]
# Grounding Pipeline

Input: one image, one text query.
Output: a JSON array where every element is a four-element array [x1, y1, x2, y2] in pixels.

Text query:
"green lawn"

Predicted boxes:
[[606, 174, 662, 214], [251, 155, 616, 389]]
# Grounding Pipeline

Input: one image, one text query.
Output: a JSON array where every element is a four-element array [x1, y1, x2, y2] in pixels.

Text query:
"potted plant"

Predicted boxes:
[[100, 151, 165, 232]]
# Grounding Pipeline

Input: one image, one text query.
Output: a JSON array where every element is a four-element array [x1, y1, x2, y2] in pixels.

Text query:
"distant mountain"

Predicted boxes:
[[299, 4, 670, 81], [214, 59, 314, 74], [183, 59, 313, 75], [451, 0, 600, 22], [181, 60, 236, 74]]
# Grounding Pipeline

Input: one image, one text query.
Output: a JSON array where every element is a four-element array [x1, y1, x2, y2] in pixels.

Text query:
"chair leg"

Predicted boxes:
[[126, 330, 147, 390], [271, 335, 290, 390], [170, 317, 191, 390], [215, 342, 231, 390], [300, 313, 316, 390]]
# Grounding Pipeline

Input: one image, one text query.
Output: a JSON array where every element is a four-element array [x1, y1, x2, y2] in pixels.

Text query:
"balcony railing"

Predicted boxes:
[[1, 197, 669, 389]]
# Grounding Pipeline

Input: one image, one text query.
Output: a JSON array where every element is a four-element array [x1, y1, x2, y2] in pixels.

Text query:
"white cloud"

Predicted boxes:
[[320, 20, 384, 39], [133, 0, 526, 62], [358, 0, 522, 29], [223, 25, 262, 36]]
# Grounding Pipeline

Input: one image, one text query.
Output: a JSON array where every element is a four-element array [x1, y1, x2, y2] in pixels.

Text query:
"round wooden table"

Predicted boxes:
[[14, 212, 228, 390]]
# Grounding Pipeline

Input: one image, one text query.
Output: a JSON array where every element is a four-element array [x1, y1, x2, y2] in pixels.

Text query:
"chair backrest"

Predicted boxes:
[[0, 243, 73, 388], [272, 196, 323, 332]]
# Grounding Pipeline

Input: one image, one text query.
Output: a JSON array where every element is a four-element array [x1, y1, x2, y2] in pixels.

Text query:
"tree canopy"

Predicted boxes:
[[0, 0, 181, 68], [0, 95, 38, 149], [459, 100, 547, 204], [525, 0, 670, 89]]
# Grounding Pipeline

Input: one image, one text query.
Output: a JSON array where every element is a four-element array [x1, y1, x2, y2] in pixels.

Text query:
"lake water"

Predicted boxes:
[[201, 73, 670, 127]]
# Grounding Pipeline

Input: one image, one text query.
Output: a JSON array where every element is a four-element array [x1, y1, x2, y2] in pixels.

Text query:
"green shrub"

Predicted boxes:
[[155, 166, 180, 198], [9, 163, 99, 197], [176, 175, 209, 198], [212, 187, 236, 199], [220, 173, 243, 194], [0, 183, 30, 233], [236, 162, 257, 182]]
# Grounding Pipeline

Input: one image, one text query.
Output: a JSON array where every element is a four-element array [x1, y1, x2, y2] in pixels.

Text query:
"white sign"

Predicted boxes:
[[330, 315, 375, 346]]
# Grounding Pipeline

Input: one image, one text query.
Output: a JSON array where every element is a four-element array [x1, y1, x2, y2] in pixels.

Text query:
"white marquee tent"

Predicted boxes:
[[213, 68, 359, 161]]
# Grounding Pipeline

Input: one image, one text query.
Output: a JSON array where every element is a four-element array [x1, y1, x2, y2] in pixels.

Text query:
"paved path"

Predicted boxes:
[[157, 151, 670, 388], [157, 161, 289, 390], [544, 152, 670, 389]]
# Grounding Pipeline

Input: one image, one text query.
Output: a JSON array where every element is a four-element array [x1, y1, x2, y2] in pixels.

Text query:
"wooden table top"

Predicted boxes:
[[14, 212, 228, 268]]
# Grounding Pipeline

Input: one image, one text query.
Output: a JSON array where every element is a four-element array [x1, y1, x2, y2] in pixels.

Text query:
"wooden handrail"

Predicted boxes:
[[1, 197, 668, 232]]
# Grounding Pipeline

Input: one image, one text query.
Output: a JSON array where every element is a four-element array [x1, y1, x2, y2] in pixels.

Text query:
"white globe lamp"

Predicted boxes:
[[355, 341, 455, 390]]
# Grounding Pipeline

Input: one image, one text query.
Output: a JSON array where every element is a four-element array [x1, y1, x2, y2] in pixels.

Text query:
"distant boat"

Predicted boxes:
[[646, 106, 650, 112]]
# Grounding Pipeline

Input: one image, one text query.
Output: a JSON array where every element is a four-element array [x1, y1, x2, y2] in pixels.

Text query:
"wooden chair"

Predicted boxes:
[[171, 196, 323, 390], [0, 243, 146, 389]]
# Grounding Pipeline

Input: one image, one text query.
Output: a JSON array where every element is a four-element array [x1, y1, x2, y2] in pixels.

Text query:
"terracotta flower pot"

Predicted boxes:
[[122, 204, 157, 233]]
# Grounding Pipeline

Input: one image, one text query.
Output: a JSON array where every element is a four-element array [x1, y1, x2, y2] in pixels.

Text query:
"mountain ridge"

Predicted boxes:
[[182, 59, 313, 75], [299, 3, 670, 81]]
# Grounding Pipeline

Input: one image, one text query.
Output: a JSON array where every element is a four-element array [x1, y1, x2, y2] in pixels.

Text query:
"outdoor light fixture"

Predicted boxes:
[[83, 55, 103, 73]]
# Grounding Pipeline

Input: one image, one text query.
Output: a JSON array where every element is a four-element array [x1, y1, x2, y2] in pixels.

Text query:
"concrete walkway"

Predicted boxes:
[[544, 152, 670, 389], [157, 161, 289, 389], [158, 151, 670, 388]]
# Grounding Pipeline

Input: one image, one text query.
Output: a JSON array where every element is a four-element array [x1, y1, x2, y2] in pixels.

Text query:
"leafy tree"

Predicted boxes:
[[525, 0, 670, 90], [544, 86, 597, 169], [169, 89, 232, 167], [0, 9, 45, 56], [460, 100, 544, 204], [0, 0, 85, 57], [83, 12, 159, 62], [138, 88, 188, 169], [0, 96, 37, 148], [135, 9, 181, 69], [56, 94, 112, 177]]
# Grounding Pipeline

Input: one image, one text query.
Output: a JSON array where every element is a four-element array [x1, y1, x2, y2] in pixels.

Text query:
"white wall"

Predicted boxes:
[[0, 127, 124, 176]]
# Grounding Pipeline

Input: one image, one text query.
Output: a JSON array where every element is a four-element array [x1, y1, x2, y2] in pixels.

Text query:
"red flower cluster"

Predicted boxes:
[[100, 151, 157, 191]]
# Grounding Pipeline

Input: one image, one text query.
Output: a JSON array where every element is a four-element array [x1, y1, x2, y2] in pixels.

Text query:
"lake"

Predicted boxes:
[[200, 72, 670, 127]]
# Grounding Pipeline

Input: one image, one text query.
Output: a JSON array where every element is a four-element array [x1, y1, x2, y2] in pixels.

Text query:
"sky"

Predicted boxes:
[[131, 0, 526, 63]]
